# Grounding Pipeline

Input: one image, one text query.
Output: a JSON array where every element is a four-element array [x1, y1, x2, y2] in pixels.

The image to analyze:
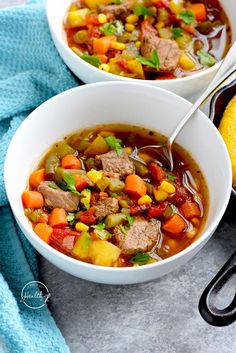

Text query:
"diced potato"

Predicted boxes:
[[179, 52, 196, 70], [87, 169, 103, 184], [66, 9, 90, 28], [85, 135, 109, 155], [96, 176, 110, 191], [127, 60, 145, 79], [89, 240, 121, 266], [109, 178, 125, 192], [71, 232, 91, 260]]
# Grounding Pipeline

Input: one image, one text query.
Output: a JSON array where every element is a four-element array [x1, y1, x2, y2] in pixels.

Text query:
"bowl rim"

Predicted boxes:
[[4, 81, 233, 273], [45, 0, 222, 85]]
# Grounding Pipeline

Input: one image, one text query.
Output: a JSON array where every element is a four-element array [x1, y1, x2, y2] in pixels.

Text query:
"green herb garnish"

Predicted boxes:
[[48, 183, 58, 190], [82, 232, 91, 250], [136, 50, 160, 69], [105, 136, 123, 156], [80, 54, 101, 68], [67, 213, 75, 222], [126, 215, 134, 227], [92, 223, 106, 230], [131, 252, 151, 265], [62, 173, 80, 196], [197, 49, 216, 67], [165, 173, 176, 181], [100, 20, 124, 36], [134, 6, 156, 17], [92, 224, 112, 240], [179, 10, 195, 24], [172, 27, 183, 39]]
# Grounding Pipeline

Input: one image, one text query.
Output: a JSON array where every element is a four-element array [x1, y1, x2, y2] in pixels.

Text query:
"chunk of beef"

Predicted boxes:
[[38, 181, 79, 212], [99, 1, 131, 17], [94, 197, 119, 220], [114, 216, 160, 255], [96, 150, 134, 178], [141, 32, 180, 72]]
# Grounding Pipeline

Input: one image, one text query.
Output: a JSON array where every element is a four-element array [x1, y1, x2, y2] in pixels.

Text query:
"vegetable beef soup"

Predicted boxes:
[[64, 0, 231, 80], [22, 125, 208, 267]]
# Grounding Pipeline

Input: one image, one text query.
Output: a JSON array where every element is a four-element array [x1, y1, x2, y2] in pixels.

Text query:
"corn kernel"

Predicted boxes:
[[98, 13, 107, 24], [153, 188, 169, 202], [99, 63, 110, 72], [125, 23, 135, 32], [124, 147, 133, 155], [147, 258, 157, 264], [186, 227, 197, 239], [135, 41, 141, 49], [126, 14, 139, 24], [155, 21, 165, 30], [191, 217, 200, 227], [75, 222, 89, 232], [179, 52, 196, 71], [159, 180, 176, 194], [86, 169, 103, 184], [138, 195, 152, 205], [110, 42, 126, 50], [133, 264, 139, 267]]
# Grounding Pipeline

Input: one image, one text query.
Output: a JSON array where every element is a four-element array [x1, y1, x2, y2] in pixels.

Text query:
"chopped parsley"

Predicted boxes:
[[179, 10, 195, 24], [134, 6, 156, 17], [92, 223, 106, 230], [136, 50, 160, 70], [197, 49, 216, 67], [80, 54, 101, 68], [48, 183, 58, 190], [105, 136, 123, 156], [126, 215, 134, 227], [131, 252, 151, 265], [57, 173, 80, 196], [92, 224, 112, 240], [165, 173, 176, 181], [67, 213, 75, 222], [100, 20, 124, 36], [172, 27, 183, 39]]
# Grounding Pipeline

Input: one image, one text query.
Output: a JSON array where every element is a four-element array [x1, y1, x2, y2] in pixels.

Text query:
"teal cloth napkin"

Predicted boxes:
[[0, 0, 79, 352]]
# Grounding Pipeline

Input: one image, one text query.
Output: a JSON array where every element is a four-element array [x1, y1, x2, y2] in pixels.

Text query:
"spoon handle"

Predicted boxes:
[[168, 41, 236, 147]]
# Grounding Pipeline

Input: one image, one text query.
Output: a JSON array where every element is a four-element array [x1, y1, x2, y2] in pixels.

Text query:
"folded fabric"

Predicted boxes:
[[0, 0, 79, 352]]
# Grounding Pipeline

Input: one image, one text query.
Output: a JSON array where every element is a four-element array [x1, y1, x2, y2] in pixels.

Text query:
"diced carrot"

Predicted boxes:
[[93, 36, 115, 55], [181, 202, 201, 219], [150, 163, 165, 181], [29, 168, 45, 188], [74, 175, 89, 191], [187, 3, 207, 22], [49, 208, 68, 227], [34, 223, 53, 243], [61, 155, 81, 169], [22, 191, 44, 209], [125, 174, 147, 197], [183, 24, 196, 35], [162, 214, 187, 234], [97, 54, 108, 63]]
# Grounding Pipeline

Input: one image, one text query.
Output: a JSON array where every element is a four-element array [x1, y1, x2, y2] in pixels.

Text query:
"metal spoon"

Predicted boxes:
[[130, 41, 236, 171]]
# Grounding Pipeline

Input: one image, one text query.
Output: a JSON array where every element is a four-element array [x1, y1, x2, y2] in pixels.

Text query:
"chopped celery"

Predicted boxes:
[[109, 179, 125, 192], [85, 135, 109, 155], [134, 160, 149, 177], [105, 213, 127, 228], [51, 141, 75, 158], [45, 153, 60, 179]]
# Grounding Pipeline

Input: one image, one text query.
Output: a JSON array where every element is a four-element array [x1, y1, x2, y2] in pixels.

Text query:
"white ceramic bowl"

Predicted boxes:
[[4, 82, 232, 284], [46, 0, 236, 97]]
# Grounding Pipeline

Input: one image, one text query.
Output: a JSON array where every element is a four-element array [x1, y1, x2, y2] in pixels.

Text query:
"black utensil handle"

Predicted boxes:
[[199, 251, 236, 326]]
